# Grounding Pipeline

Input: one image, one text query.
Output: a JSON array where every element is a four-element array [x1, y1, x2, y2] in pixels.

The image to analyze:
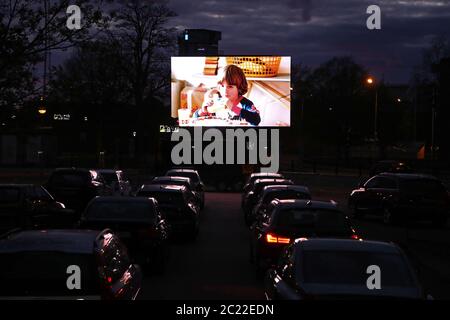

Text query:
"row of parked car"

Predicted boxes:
[[0, 167, 206, 300], [241, 170, 449, 300]]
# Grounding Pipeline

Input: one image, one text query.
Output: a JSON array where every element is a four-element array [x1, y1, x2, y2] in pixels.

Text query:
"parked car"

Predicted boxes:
[[44, 168, 112, 214], [369, 160, 413, 177], [0, 184, 75, 232], [136, 185, 200, 240], [249, 185, 311, 227], [0, 229, 142, 300], [149, 176, 202, 209], [264, 238, 427, 300], [348, 173, 449, 226], [243, 172, 285, 194], [243, 178, 294, 225], [165, 169, 205, 209], [250, 199, 359, 275], [79, 197, 170, 273], [97, 169, 132, 196]]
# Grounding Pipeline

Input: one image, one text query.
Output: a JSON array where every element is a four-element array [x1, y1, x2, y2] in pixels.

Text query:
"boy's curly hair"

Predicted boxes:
[[218, 64, 248, 96]]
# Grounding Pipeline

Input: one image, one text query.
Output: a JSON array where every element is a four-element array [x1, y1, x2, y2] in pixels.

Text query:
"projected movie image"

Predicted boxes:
[[171, 56, 291, 127]]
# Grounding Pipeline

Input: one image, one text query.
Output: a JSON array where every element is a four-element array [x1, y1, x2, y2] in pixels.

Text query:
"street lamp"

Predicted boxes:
[[38, 96, 47, 115], [366, 76, 378, 142]]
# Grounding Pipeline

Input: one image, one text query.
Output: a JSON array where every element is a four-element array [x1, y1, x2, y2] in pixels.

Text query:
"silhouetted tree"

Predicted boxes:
[[0, 0, 107, 112], [102, 0, 177, 163]]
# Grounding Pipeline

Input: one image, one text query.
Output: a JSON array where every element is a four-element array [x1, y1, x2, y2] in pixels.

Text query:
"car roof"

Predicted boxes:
[[90, 196, 156, 204], [0, 230, 104, 254], [375, 160, 404, 165], [139, 184, 186, 193], [167, 169, 198, 174], [250, 172, 283, 178], [0, 184, 36, 188], [96, 169, 120, 174], [152, 176, 191, 182], [272, 199, 339, 210], [254, 178, 293, 185], [294, 238, 400, 254], [377, 173, 438, 180], [262, 185, 310, 195], [53, 168, 94, 173]]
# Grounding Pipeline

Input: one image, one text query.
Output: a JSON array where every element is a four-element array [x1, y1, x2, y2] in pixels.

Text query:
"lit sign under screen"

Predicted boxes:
[[171, 56, 291, 127], [53, 114, 70, 121]]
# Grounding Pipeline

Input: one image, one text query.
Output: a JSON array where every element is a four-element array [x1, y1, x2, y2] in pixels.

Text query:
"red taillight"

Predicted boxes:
[[265, 233, 291, 244], [351, 234, 360, 240], [107, 276, 113, 284]]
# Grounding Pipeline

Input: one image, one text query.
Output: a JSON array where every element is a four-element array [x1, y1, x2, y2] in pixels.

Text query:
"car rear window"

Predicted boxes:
[[256, 181, 292, 196], [153, 180, 188, 189], [264, 190, 310, 204], [273, 209, 350, 234], [399, 179, 446, 196], [0, 188, 20, 203], [138, 191, 185, 206], [301, 250, 415, 287], [100, 172, 118, 184], [169, 172, 199, 184], [49, 173, 88, 188], [0, 252, 101, 297], [86, 201, 156, 223]]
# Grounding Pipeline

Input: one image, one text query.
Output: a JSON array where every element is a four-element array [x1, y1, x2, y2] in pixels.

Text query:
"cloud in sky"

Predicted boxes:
[[166, 0, 450, 83]]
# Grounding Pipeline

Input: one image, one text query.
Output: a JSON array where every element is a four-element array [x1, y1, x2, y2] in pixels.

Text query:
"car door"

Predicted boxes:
[[99, 235, 141, 300], [366, 177, 398, 214], [31, 186, 75, 228], [358, 177, 383, 212], [269, 246, 301, 300]]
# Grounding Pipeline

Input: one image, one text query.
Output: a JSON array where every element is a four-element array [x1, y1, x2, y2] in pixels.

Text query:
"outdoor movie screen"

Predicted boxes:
[[171, 56, 291, 127]]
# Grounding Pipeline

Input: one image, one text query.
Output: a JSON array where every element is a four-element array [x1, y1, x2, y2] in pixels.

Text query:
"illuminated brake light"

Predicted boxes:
[[107, 277, 113, 284], [266, 234, 278, 243], [278, 237, 290, 244], [351, 234, 359, 240], [265, 233, 291, 244]]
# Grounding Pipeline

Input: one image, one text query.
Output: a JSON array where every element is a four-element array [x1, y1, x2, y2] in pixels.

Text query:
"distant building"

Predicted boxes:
[[178, 29, 221, 56]]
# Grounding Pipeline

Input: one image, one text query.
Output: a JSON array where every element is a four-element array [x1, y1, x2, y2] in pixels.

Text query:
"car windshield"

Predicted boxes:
[[273, 209, 350, 234], [300, 250, 415, 287], [0, 188, 20, 203], [87, 201, 156, 223], [263, 191, 310, 204], [100, 172, 118, 184], [138, 191, 185, 206], [399, 179, 446, 196], [50, 173, 88, 188], [0, 252, 101, 296]]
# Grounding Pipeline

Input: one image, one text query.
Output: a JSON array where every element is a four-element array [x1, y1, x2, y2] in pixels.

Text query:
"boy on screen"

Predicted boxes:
[[193, 64, 261, 126]]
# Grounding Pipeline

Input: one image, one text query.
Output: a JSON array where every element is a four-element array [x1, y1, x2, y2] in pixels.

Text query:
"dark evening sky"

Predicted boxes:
[[165, 0, 450, 84]]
